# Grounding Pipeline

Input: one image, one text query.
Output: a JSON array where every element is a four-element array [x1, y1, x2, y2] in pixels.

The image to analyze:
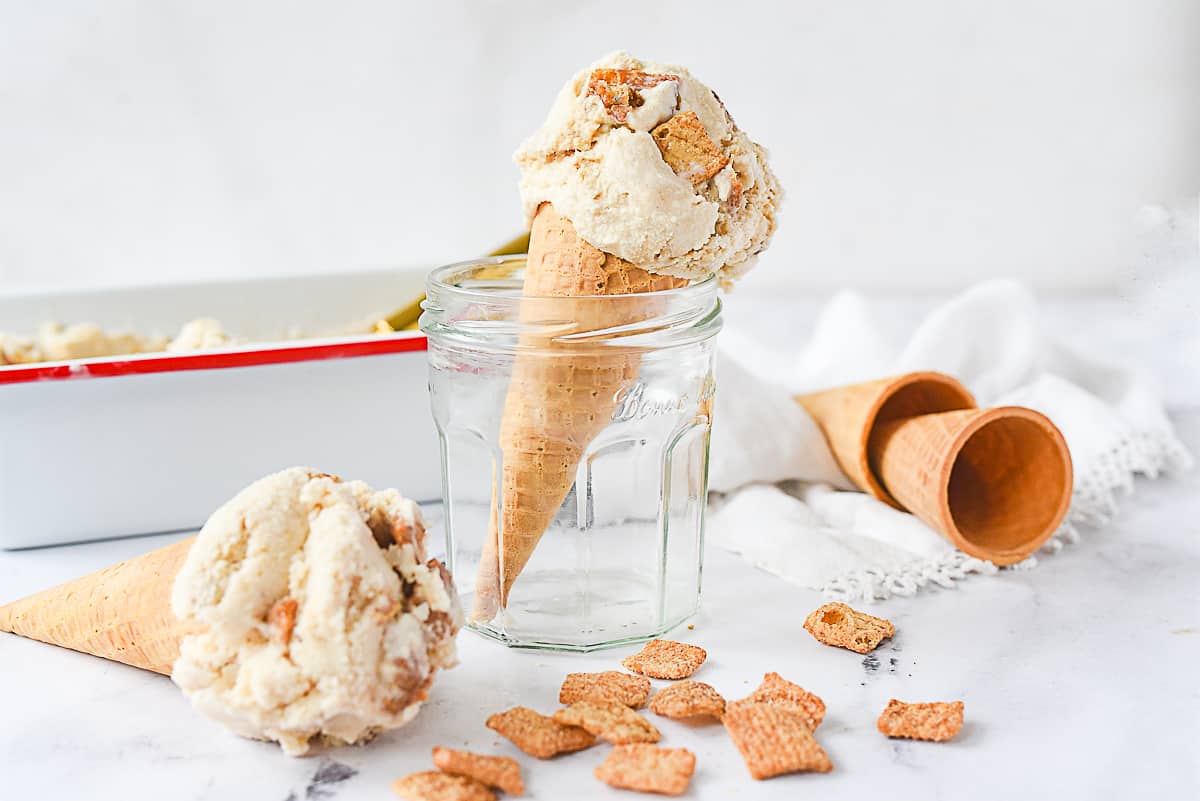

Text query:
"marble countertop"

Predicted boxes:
[[1, 290, 1197, 800], [1, 412, 1197, 800]]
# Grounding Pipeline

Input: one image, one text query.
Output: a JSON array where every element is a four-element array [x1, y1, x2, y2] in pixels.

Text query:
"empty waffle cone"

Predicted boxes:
[[0, 536, 198, 674], [796, 372, 977, 508], [870, 406, 1073, 565], [472, 203, 687, 621]]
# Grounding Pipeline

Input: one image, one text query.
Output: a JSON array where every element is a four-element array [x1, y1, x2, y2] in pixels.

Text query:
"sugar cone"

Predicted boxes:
[[0, 536, 198, 674], [870, 406, 1073, 565], [795, 372, 976, 508], [472, 203, 687, 620]]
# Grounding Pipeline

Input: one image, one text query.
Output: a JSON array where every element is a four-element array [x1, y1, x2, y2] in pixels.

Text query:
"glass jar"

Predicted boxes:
[[421, 256, 722, 651]]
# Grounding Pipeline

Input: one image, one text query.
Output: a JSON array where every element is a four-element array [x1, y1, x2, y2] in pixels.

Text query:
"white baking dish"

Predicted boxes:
[[0, 269, 437, 549]]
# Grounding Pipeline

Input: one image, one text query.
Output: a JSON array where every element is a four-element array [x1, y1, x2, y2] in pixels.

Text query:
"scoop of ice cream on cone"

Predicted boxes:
[[515, 51, 782, 285], [0, 467, 462, 756], [473, 54, 781, 621]]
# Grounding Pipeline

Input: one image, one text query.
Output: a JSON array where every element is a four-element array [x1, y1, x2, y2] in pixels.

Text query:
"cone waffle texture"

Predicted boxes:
[[873, 408, 987, 530], [472, 203, 686, 619], [796, 372, 975, 508], [0, 536, 197, 674], [871, 406, 1072, 565]]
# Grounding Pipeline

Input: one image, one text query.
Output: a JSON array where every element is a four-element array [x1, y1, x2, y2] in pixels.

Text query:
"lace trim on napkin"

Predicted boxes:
[[817, 426, 1193, 603], [822, 550, 999, 604]]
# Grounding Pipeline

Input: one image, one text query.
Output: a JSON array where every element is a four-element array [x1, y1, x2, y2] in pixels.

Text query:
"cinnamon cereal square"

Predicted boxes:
[[431, 747, 524, 795], [803, 602, 894, 654], [647, 680, 726, 721], [651, 111, 729, 185], [392, 771, 496, 801], [485, 706, 595, 759], [724, 702, 833, 779], [553, 701, 661, 745], [594, 744, 696, 796], [728, 672, 825, 730], [586, 69, 678, 124], [559, 671, 651, 708], [621, 640, 707, 679], [876, 699, 964, 742]]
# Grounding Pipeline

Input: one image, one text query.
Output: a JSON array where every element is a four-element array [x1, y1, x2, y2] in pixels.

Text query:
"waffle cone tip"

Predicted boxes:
[[0, 536, 196, 674]]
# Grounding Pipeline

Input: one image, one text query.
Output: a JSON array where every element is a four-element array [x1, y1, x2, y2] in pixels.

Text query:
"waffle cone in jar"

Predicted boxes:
[[795, 372, 976, 508], [870, 406, 1072, 565], [0, 536, 198, 675], [472, 203, 687, 621]]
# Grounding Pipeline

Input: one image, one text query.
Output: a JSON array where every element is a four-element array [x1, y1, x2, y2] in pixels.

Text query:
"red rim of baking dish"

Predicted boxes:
[[0, 334, 429, 385]]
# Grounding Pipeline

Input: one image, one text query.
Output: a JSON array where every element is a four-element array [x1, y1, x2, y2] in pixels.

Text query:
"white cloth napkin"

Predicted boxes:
[[707, 280, 1193, 602]]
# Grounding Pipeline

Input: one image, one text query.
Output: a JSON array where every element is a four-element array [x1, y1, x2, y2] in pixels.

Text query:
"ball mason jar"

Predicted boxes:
[[420, 255, 722, 651]]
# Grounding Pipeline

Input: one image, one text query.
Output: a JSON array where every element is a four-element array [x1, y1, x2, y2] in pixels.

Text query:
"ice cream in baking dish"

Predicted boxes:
[[0, 314, 406, 366], [0, 318, 234, 365]]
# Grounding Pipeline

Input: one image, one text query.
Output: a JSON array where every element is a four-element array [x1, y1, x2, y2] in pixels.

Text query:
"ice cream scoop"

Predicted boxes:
[[515, 52, 782, 285]]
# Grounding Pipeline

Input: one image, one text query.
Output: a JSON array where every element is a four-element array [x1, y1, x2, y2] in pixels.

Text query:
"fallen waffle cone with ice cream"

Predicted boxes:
[[0, 536, 198, 674], [0, 467, 463, 755], [473, 53, 782, 619]]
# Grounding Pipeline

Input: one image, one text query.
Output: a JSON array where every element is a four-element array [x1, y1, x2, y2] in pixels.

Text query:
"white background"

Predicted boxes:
[[1, 0, 1197, 293]]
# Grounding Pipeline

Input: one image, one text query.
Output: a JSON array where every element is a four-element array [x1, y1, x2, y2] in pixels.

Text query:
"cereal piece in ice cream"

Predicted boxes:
[[652, 111, 730, 185]]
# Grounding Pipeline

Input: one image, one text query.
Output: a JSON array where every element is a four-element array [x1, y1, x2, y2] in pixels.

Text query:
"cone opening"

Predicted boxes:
[[873, 377, 976, 426], [864, 374, 976, 506], [425, 256, 717, 301], [946, 413, 1071, 561], [422, 256, 722, 350]]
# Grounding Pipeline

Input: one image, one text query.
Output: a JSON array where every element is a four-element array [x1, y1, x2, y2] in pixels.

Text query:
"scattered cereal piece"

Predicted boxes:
[[559, 671, 652, 708], [724, 702, 833, 779], [432, 747, 524, 795], [876, 699, 964, 742], [728, 672, 825, 730], [648, 680, 726, 721], [621, 640, 707, 679], [486, 706, 596, 759], [594, 744, 696, 796], [392, 771, 496, 801], [803, 602, 894, 654], [652, 111, 730, 185], [553, 701, 662, 745]]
